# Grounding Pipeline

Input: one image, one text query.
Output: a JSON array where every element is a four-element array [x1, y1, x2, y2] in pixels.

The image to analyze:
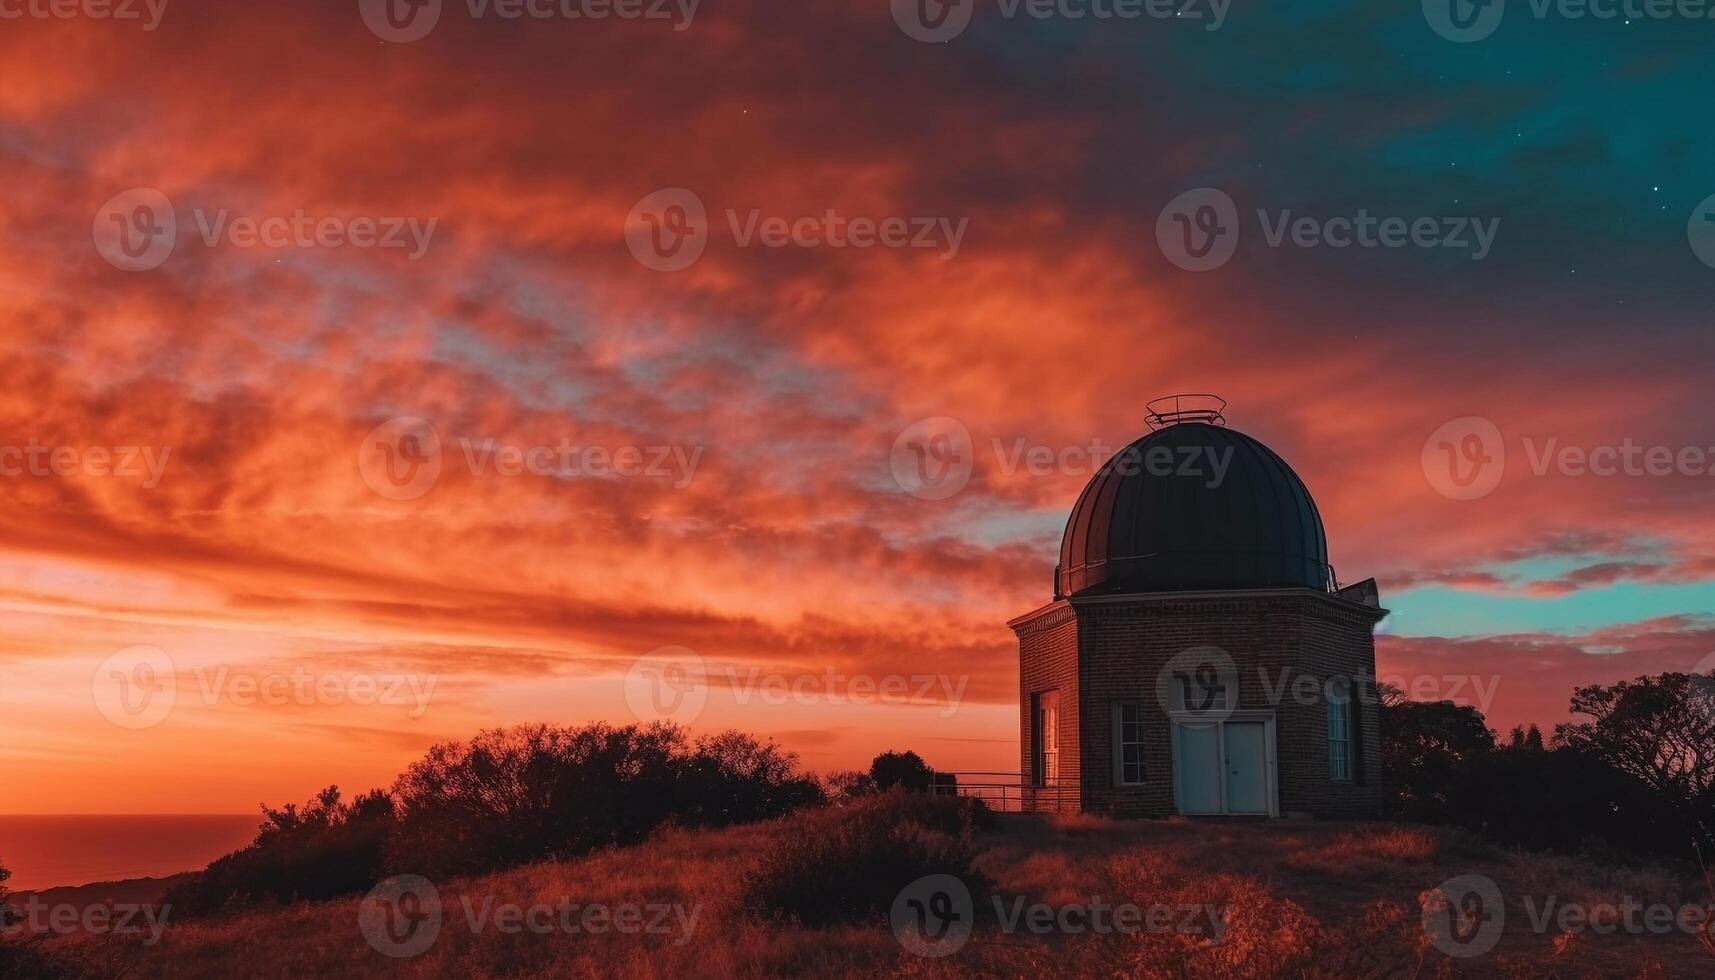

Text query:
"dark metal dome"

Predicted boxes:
[[1055, 405, 1331, 599]]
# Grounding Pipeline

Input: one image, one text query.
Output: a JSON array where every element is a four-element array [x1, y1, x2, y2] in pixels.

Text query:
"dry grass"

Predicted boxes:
[[39, 813, 1713, 979]]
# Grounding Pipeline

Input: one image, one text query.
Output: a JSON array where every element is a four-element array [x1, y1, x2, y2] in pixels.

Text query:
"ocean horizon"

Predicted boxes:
[[0, 814, 261, 892]]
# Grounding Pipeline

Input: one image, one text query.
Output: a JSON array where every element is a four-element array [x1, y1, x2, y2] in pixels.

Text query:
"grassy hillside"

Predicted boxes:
[[40, 809, 1713, 979]]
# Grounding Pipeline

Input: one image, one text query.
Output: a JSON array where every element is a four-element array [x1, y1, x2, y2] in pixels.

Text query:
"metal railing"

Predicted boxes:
[[930, 771, 1079, 813]]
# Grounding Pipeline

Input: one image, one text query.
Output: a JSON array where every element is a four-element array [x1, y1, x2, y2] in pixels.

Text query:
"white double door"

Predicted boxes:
[[1173, 716, 1276, 816]]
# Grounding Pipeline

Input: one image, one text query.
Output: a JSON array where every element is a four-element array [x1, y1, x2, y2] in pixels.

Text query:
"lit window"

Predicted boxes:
[[1035, 692, 1059, 787], [1327, 685, 1353, 782], [1113, 702, 1146, 785]]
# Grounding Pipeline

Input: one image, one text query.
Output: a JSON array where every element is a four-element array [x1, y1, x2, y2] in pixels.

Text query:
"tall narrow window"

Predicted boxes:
[[1034, 692, 1059, 787], [1112, 702, 1146, 785], [1327, 684, 1353, 782]]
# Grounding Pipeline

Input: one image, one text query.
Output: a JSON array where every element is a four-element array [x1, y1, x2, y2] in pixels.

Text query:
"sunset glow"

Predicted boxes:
[[4, 0, 1714, 817]]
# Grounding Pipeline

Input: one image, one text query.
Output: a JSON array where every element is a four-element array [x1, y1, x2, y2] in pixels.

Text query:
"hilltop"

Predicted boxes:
[[35, 802, 1711, 979]]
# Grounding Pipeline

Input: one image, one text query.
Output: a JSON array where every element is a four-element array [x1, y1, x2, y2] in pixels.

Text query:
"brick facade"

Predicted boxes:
[[1011, 587, 1385, 819]]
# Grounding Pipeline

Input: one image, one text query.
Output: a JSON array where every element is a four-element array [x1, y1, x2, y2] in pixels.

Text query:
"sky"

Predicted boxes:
[[1, 0, 1713, 813]]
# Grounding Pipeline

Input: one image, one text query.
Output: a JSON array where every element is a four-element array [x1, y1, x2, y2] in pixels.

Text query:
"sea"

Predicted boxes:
[[0, 815, 261, 892]]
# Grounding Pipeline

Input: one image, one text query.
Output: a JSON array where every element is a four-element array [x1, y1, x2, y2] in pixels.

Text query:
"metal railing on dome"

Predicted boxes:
[[930, 772, 1079, 813], [1144, 393, 1228, 429]]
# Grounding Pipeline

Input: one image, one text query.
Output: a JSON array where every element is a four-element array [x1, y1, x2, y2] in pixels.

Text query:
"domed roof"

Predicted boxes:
[[1056, 404, 1331, 599]]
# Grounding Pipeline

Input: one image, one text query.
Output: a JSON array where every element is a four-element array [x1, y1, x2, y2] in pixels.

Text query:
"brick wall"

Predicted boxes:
[[1013, 588, 1385, 819], [1014, 602, 1080, 811]]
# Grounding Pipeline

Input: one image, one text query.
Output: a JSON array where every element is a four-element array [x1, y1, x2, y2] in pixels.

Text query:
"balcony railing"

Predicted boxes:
[[930, 771, 1079, 813]]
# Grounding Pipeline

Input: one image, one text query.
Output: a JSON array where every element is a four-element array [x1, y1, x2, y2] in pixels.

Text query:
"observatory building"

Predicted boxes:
[[1009, 396, 1385, 818]]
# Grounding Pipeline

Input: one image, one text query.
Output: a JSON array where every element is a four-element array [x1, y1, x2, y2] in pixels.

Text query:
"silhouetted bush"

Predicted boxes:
[[1451, 743, 1685, 859], [1379, 673, 1715, 864], [674, 730, 825, 827], [167, 722, 823, 913], [739, 791, 992, 926], [1377, 694, 1494, 824], [0, 858, 74, 980], [822, 769, 877, 799], [164, 786, 395, 914], [869, 750, 937, 792], [388, 722, 822, 879]]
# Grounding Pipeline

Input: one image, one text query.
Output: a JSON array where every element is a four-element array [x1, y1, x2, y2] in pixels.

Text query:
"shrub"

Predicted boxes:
[[389, 722, 821, 879], [674, 730, 825, 827], [164, 786, 395, 914], [739, 791, 992, 926], [0, 857, 74, 980], [869, 750, 937, 792], [169, 722, 824, 914]]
